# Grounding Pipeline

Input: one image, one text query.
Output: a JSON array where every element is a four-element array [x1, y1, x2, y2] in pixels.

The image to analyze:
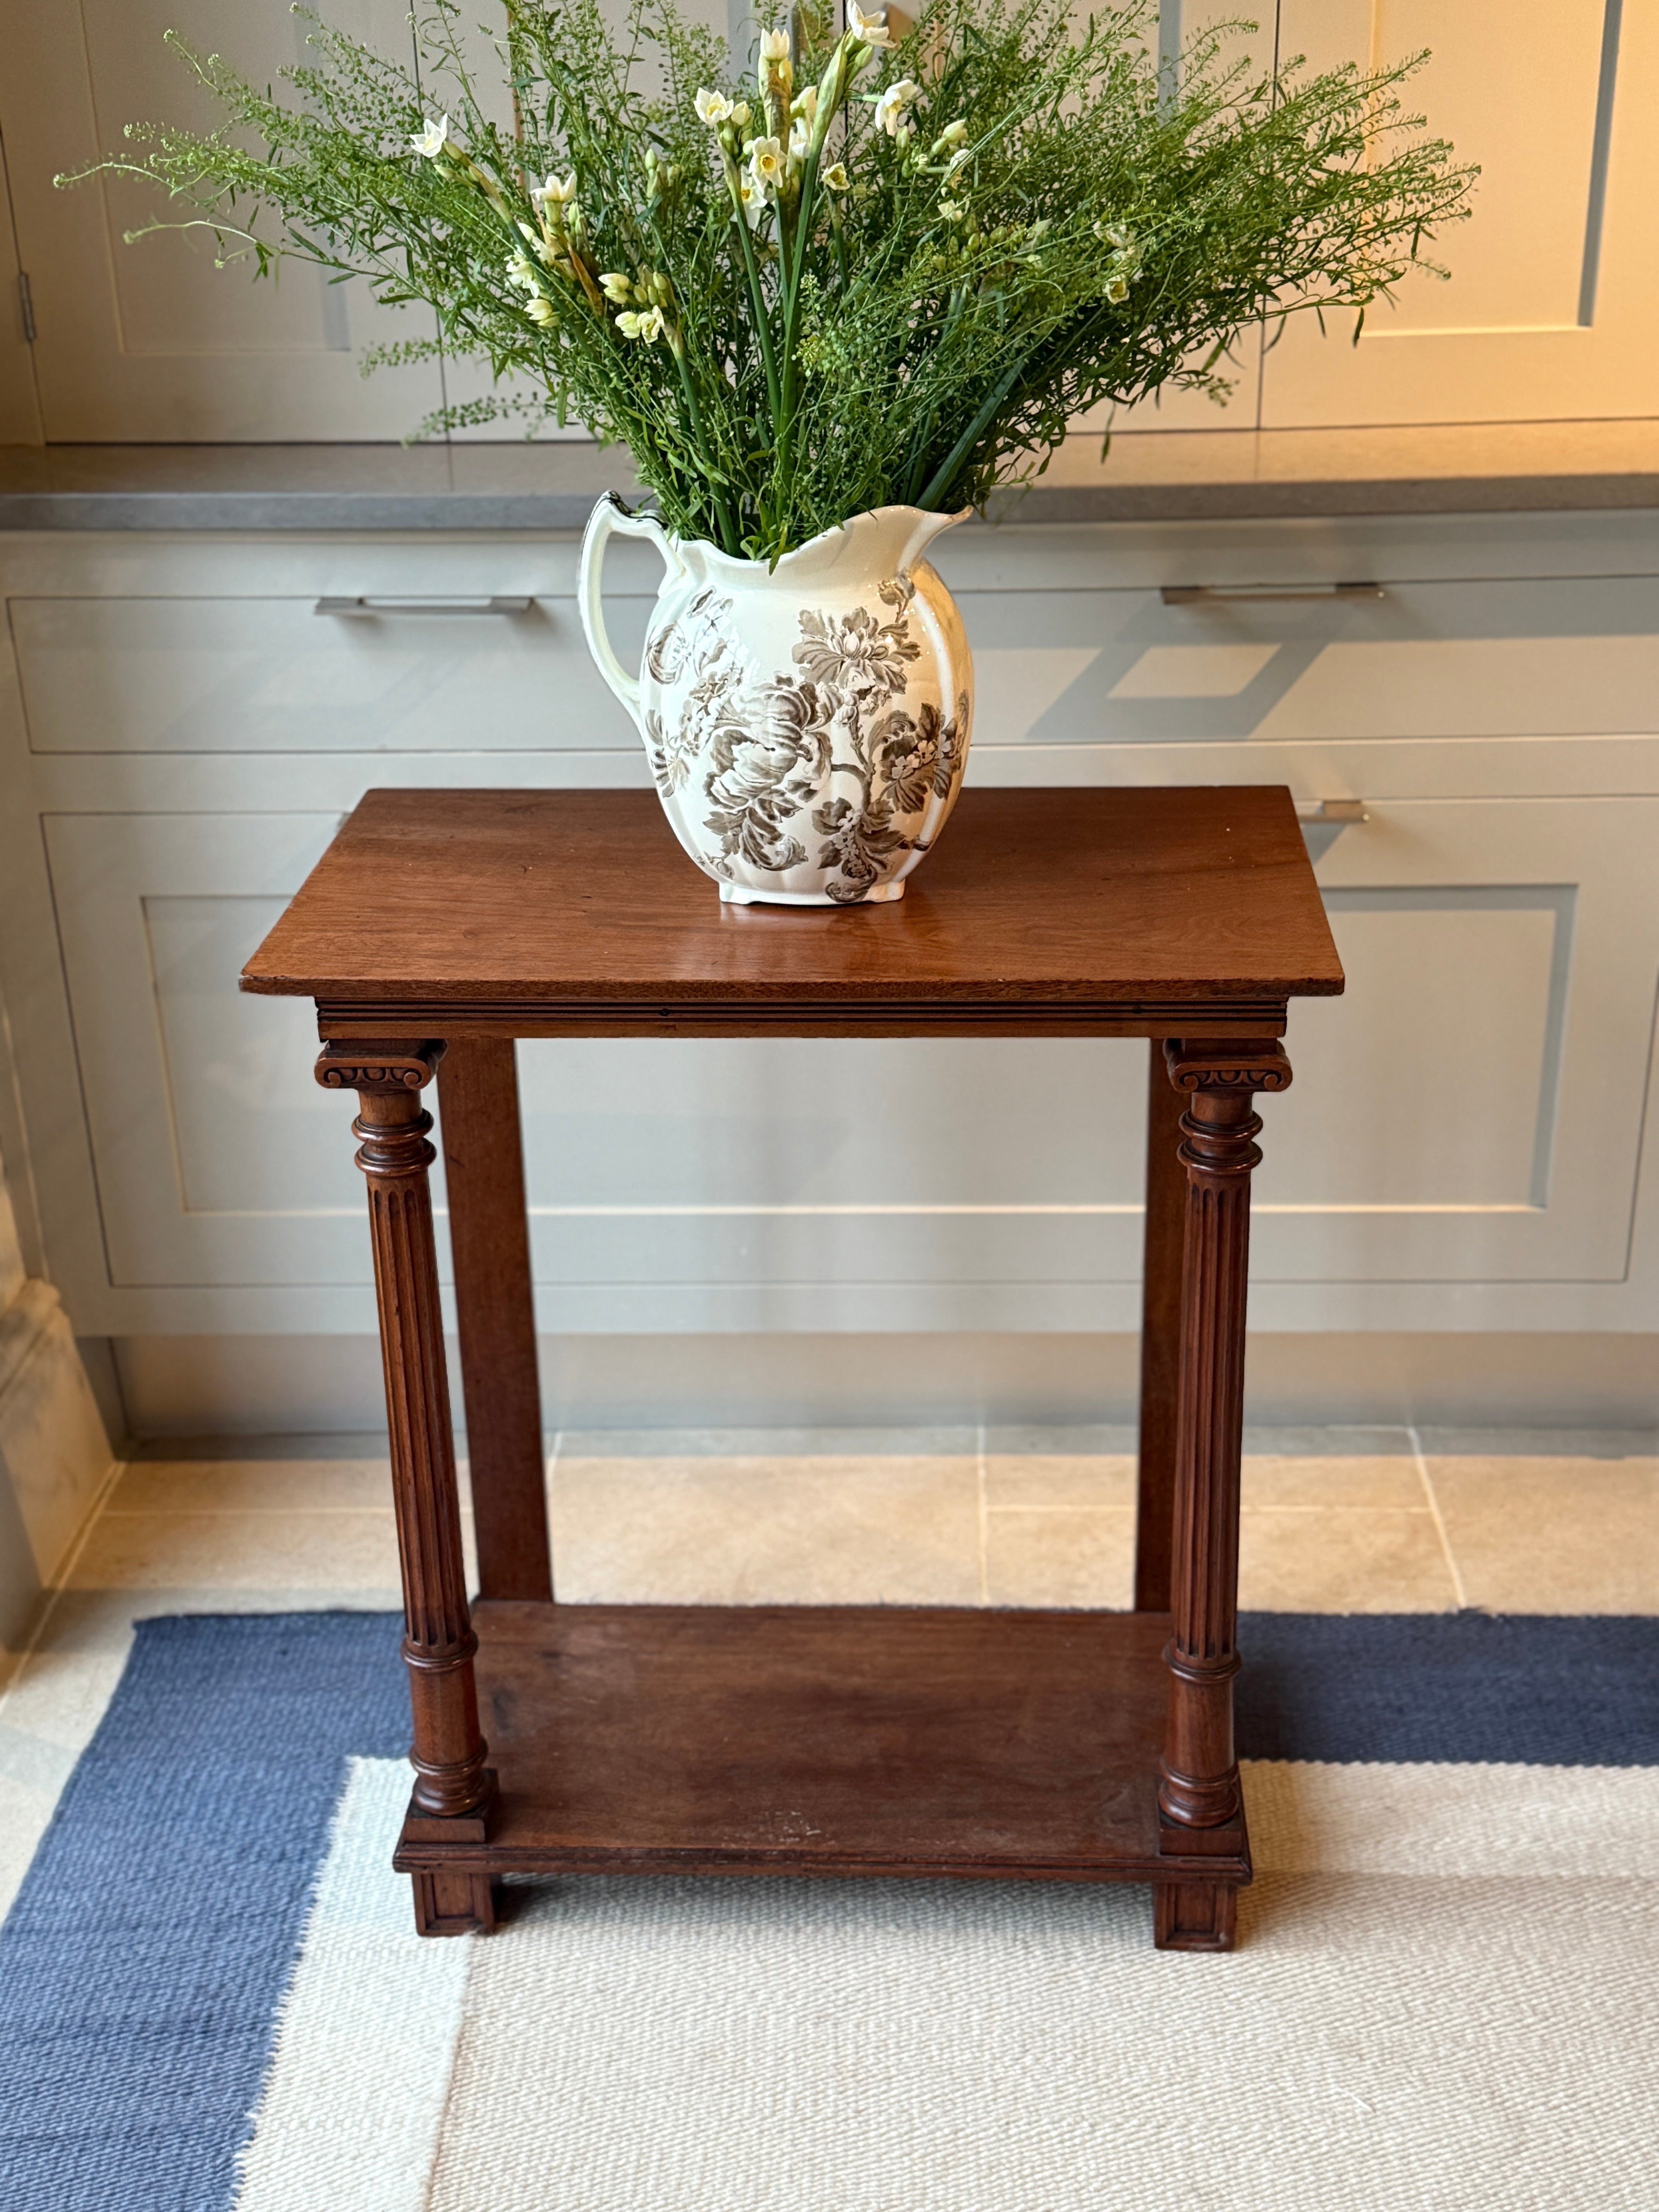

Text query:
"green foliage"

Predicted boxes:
[[64, 1, 1474, 559]]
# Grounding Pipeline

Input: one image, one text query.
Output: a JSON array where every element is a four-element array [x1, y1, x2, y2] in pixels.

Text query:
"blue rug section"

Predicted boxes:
[[0, 1613, 406, 2212], [1237, 1611, 1659, 1766], [2, 1608, 1655, 2211]]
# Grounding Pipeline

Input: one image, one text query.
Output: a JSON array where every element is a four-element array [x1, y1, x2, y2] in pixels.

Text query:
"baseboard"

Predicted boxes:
[[0, 1283, 117, 1645], [110, 1329, 1659, 1440]]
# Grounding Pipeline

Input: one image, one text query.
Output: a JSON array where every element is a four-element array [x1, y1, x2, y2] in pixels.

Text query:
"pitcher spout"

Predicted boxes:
[[891, 506, 973, 575]]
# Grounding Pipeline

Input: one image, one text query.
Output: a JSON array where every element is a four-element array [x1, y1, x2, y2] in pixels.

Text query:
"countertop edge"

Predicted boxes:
[[8, 473, 1659, 533]]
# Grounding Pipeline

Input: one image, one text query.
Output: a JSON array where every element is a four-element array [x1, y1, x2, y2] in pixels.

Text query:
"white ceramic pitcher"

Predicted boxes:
[[579, 496, 974, 905]]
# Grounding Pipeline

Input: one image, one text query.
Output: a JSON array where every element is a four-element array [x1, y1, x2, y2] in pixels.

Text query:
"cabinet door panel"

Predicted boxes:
[[1262, 0, 1659, 424], [14, 598, 650, 753], [0, 0, 447, 439], [42, 816, 381, 1286], [1255, 799, 1659, 1282]]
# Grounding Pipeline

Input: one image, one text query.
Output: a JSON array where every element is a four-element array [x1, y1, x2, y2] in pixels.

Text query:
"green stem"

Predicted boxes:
[[902, 283, 969, 504], [775, 139, 821, 505], [721, 148, 782, 428], [914, 344, 1033, 512], [826, 189, 850, 288], [668, 335, 739, 553]]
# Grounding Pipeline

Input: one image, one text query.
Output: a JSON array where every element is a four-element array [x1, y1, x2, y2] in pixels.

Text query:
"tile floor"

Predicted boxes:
[[2, 1423, 1655, 1920]]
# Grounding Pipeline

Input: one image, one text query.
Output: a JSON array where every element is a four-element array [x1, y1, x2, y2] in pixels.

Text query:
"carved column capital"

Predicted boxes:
[[1164, 1037, 1293, 1096], [315, 1040, 446, 1094]]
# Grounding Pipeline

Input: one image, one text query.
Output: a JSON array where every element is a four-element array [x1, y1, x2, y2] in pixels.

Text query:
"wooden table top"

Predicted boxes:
[[241, 786, 1343, 1039]]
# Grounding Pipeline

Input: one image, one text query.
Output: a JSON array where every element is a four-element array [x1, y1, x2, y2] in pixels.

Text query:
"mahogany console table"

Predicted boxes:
[[242, 785, 1342, 1951]]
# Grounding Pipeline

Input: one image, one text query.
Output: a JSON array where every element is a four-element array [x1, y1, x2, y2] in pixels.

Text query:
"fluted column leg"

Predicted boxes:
[[318, 1041, 495, 1935], [1153, 1036, 1291, 1952]]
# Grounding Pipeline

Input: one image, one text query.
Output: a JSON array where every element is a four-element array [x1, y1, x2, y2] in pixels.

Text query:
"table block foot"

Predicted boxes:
[[412, 1867, 498, 1937], [1154, 1879, 1238, 1952]]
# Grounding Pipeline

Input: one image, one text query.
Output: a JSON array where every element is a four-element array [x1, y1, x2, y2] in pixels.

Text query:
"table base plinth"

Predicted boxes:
[[390, 1602, 1251, 1922]]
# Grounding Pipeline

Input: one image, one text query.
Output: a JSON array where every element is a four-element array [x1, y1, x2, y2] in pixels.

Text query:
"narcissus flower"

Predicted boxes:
[[409, 115, 449, 158], [532, 172, 577, 206], [821, 161, 850, 192], [874, 79, 921, 139], [599, 272, 634, 303], [617, 305, 665, 341], [523, 294, 555, 325], [695, 88, 733, 126], [847, 4, 895, 50], [747, 136, 787, 194]]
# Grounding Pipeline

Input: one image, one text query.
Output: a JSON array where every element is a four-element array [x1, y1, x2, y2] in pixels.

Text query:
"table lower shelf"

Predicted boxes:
[[392, 1601, 1250, 1890]]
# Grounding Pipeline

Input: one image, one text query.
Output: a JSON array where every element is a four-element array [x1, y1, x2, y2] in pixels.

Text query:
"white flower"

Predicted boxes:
[[1104, 273, 1129, 303], [874, 78, 921, 138], [599, 271, 634, 304], [747, 135, 787, 194], [505, 250, 539, 291], [847, 4, 895, 50], [737, 173, 768, 228], [695, 88, 733, 126], [532, 172, 578, 206], [938, 197, 966, 222], [524, 294, 555, 325], [409, 114, 450, 159], [944, 145, 970, 175], [731, 100, 752, 129], [936, 118, 968, 149], [789, 118, 810, 161], [821, 161, 850, 193], [616, 306, 665, 342], [1095, 219, 1132, 251], [759, 28, 790, 63], [792, 85, 817, 130]]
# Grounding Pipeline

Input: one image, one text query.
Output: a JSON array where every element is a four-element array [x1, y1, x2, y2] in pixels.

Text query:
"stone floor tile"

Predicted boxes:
[[550, 1455, 981, 1606], [981, 1454, 1137, 1513], [1239, 1508, 1456, 1612], [66, 1508, 411, 1592], [1426, 1456, 1659, 1614], [1242, 1456, 1426, 1511], [108, 1458, 394, 1514], [982, 1510, 1135, 1609]]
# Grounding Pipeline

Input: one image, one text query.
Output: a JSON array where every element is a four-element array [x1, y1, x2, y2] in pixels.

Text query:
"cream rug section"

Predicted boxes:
[[421, 1761, 1659, 2212], [233, 1758, 472, 2212]]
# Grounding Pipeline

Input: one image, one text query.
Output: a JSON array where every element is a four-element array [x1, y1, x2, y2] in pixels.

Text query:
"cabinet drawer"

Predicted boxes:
[[10, 594, 651, 753], [962, 575, 1659, 748]]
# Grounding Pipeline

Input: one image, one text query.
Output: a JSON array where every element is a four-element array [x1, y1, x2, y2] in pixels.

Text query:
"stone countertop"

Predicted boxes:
[[4, 421, 1659, 531]]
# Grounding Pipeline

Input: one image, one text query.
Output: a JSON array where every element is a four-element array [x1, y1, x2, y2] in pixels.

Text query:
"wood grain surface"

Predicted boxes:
[[240, 788, 1342, 1031], [389, 1600, 1252, 1886]]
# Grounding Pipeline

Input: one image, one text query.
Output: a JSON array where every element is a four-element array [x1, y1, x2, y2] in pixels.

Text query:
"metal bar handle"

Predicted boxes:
[[1160, 581, 1384, 606], [313, 596, 536, 617], [1295, 799, 1370, 824]]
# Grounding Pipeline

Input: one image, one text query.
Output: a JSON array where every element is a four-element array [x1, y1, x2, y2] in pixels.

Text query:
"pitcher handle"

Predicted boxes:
[[579, 493, 680, 733]]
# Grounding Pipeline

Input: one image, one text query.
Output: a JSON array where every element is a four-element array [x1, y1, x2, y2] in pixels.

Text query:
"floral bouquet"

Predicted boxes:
[[78, 0, 1473, 563]]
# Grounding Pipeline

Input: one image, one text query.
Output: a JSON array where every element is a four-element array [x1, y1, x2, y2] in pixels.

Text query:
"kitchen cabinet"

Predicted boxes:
[[3, 2, 1657, 443], [8, 512, 1659, 1347]]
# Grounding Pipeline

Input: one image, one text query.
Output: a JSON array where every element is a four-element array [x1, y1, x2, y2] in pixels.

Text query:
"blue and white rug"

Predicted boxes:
[[2, 1611, 1656, 2212]]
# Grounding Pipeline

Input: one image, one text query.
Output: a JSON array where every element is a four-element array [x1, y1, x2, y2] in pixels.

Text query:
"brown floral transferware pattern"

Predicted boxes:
[[644, 578, 970, 902], [580, 499, 974, 905]]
